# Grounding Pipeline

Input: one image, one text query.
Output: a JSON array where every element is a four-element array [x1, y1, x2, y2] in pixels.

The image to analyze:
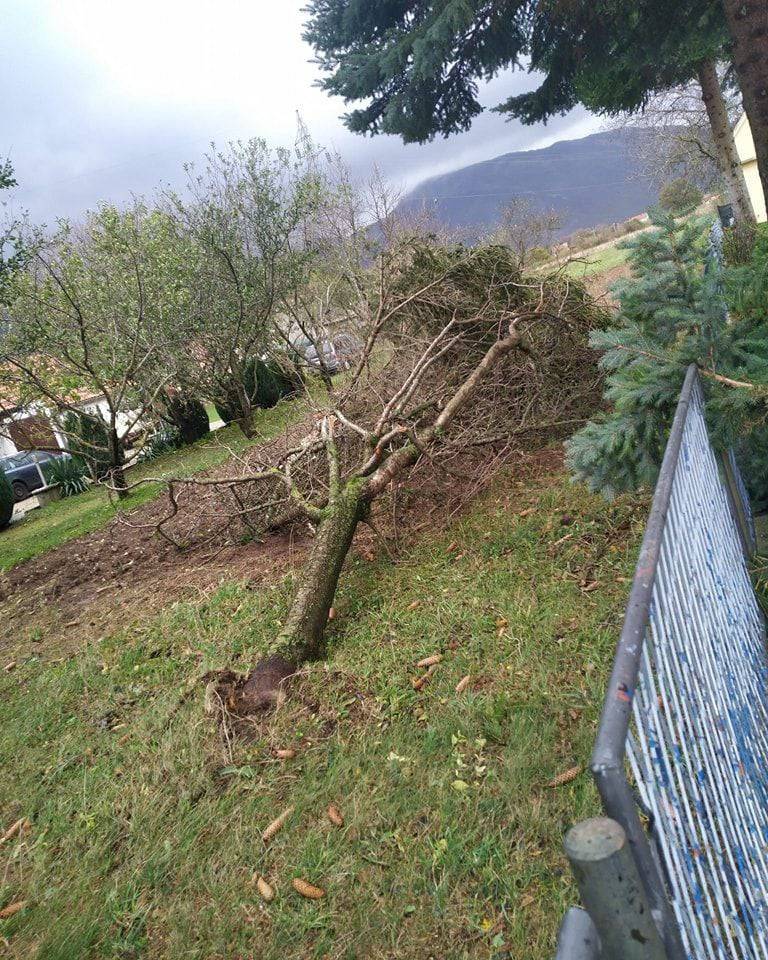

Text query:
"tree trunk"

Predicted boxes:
[[240, 482, 366, 709], [108, 427, 128, 500], [237, 383, 257, 439], [234, 326, 529, 712], [722, 0, 768, 208], [237, 414, 257, 439], [697, 59, 755, 222]]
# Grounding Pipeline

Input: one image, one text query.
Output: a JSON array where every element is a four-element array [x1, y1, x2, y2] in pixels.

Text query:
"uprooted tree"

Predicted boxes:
[[138, 238, 605, 712]]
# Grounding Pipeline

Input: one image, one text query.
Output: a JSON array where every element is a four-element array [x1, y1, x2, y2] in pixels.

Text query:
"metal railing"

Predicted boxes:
[[557, 364, 767, 959]]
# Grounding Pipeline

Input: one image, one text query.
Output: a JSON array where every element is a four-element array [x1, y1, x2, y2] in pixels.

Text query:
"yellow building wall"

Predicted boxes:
[[735, 114, 767, 222], [743, 159, 767, 222]]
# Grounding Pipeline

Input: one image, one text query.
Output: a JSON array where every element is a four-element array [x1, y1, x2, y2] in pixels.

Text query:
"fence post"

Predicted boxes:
[[554, 906, 600, 959], [564, 817, 670, 960]]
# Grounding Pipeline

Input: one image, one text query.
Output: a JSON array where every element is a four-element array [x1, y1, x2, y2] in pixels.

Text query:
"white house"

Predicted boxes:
[[734, 114, 767, 223], [0, 390, 137, 460]]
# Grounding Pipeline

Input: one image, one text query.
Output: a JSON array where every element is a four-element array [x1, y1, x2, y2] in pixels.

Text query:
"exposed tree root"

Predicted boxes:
[[204, 657, 296, 721]]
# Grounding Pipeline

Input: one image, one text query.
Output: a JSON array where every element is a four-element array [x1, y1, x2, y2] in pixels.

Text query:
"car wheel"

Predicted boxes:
[[11, 480, 28, 502]]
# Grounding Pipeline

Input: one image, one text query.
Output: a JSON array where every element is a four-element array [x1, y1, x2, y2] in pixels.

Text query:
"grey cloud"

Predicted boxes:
[[1, 3, 600, 226]]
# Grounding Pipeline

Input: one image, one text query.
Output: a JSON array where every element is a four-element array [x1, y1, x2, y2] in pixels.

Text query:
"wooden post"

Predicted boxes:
[[564, 817, 669, 960]]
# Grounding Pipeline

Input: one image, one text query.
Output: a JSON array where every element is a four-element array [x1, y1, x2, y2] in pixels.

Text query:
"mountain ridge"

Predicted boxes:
[[397, 128, 659, 238]]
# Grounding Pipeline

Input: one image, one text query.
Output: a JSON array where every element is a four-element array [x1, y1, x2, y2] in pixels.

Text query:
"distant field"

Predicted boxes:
[[563, 242, 630, 279]]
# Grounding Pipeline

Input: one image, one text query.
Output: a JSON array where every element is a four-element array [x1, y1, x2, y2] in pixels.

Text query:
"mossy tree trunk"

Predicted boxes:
[[235, 378, 258, 439], [237, 408, 258, 439], [697, 59, 754, 223], [278, 483, 365, 661], [241, 481, 367, 709]]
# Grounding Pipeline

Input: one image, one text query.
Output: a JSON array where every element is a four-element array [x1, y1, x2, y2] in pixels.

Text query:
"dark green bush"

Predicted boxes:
[[254, 358, 302, 408], [0, 470, 13, 529], [214, 357, 301, 424], [63, 411, 112, 480], [165, 394, 209, 444]]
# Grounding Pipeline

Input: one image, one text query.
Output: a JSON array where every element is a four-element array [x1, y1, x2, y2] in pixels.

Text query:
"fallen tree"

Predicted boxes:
[[134, 239, 605, 711]]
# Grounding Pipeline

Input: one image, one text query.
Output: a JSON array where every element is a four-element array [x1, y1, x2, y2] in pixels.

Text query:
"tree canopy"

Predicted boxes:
[[0, 160, 25, 301], [304, 0, 728, 142]]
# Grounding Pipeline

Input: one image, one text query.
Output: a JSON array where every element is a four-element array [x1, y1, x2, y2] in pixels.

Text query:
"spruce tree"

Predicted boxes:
[[565, 210, 722, 496], [566, 212, 768, 503], [303, 0, 768, 199]]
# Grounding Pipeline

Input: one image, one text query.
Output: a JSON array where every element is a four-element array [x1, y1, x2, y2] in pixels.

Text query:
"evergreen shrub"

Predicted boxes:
[[0, 470, 13, 529]]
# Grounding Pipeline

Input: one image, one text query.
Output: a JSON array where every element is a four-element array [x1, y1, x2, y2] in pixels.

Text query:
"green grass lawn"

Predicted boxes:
[[204, 401, 220, 424], [0, 469, 643, 959], [563, 242, 630, 279], [0, 400, 301, 573]]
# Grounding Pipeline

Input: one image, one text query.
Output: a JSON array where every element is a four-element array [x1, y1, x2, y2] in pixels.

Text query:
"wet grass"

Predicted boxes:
[[0, 467, 644, 959], [563, 243, 629, 279]]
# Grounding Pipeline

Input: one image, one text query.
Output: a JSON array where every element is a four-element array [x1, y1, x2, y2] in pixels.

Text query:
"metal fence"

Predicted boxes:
[[557, 364, 768, 959]]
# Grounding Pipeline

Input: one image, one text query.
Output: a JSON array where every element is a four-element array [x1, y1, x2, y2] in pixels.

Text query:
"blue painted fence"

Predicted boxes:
[[557, 365, 766, 958]]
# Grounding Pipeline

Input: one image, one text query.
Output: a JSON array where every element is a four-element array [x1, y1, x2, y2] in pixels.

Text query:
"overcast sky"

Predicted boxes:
[[2, 1, 602, 226]]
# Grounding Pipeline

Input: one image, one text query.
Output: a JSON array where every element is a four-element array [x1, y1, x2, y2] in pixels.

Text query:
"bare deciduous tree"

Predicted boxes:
[[489, 198, 561, 268], [613, 61, 754, 221]]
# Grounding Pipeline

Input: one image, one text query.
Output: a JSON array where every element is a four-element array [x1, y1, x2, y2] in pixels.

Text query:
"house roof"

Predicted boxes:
[[0, 360, 104, 416]]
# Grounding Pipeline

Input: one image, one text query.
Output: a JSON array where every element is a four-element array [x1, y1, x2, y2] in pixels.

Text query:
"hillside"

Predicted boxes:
[[398, 129, 658, 238]]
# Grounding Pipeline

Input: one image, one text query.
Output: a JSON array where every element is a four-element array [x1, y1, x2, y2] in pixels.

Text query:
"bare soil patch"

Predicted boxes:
[[0, 420, 564, 659], [585, 262, 631, 306]]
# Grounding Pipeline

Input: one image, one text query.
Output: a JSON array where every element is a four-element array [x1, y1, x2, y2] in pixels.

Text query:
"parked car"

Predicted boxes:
[[331, 332, 363, 370], [291, 332, 362, 375], [0, 450, 70, 502], [292, 334, 341, 375]]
